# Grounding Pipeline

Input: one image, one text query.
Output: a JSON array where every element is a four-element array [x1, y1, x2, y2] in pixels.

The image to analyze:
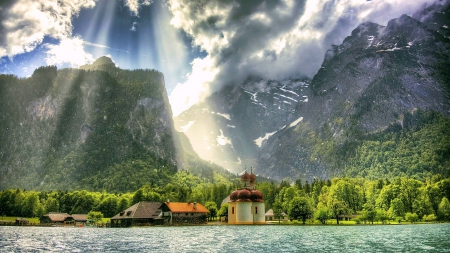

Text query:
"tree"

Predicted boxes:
[[388, 197, 405, 219], [87, 211, 104, 224], [376, 209, 389, 224], [400, 178, 422, 213], [96, 197, 118, 218], [423, 213, 437, 223], [405, 212, 418, 223], [438, 197, 450, 221], [272, 201, 284, 224], [217, 203, 228, 219], [314, 203, 329, 224], [361, 203, 377, 224], [328, 198, 348, 224], [204, 201, 218, 221], [288, 197, 313, 224]]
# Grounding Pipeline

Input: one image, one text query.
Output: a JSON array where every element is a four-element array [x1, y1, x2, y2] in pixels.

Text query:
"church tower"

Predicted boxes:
[[228, 170, 265, 224]]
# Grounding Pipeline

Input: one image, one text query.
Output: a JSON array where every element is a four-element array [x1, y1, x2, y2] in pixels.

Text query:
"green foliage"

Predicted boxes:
[[438, 197, 450, 221], [87, 211, 104, 224], [314, 203, 330, 224], [344, 110, 450, 179], [405, 212, 419, 223], [217, 203, 228, 217], [288, 196, 313, 224], [204, 201, 218, 220]]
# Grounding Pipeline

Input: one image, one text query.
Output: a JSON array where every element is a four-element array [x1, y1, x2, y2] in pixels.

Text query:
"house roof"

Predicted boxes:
[[265, 209, 287, 217], [72, 214, 88, 221], [41, 212, 71, 222], [111, 202, 163, 220], [164, 202, 209, 213]]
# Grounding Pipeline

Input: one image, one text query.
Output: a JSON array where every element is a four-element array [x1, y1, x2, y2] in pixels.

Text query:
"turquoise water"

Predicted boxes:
[[1, 224, 449, 252]]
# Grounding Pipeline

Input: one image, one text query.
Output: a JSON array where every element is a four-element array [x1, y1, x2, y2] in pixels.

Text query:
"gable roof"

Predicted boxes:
[[41, 212, 71, 222], [265, 209, 287, 217], [72, 214, 88, 221], [164, 202, 209, 213], [111, 202, 163, 220]]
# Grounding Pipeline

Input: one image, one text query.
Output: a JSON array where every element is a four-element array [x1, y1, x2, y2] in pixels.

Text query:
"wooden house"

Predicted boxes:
[[161, 201, 209, 225], [110, 202, 165, 227], [39, 212, 74, 225]]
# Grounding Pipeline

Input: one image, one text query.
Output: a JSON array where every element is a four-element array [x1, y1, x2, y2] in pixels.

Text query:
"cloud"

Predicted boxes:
[[168, 0, 437, 116], [124, 0, 153, 16], [45, 37, 94, 67], [0, 0, 96, 59]]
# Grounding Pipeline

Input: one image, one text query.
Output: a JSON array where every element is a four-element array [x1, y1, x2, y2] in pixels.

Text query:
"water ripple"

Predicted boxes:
[[0, 224, 449, 252]]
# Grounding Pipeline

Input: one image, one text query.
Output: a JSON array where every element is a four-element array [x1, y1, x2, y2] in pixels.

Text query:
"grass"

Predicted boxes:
[[0, 216, 40, 223]]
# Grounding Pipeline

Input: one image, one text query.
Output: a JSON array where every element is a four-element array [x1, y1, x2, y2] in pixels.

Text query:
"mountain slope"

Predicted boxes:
[[0, 58, 180, 190], [257, 14, 450, 181]]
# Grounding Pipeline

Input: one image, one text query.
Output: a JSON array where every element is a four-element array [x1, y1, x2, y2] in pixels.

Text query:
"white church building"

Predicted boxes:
[[228, 171, 265, 224]]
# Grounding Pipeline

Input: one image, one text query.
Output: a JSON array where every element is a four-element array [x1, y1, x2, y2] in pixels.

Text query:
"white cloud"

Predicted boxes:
[[124, 0, 153, 16], [45, 37, 94, 67], [167, 0, 437, 116], [0, 0, 96, 59]]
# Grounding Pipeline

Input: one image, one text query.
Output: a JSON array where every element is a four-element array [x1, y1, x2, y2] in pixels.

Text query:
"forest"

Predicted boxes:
[[1, 172, 449, 224]]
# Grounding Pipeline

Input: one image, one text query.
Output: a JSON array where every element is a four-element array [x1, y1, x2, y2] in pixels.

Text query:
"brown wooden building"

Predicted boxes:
[[110, 202, 165, 227], [39, 212, 74, 225], [161, 202, 209, 225]]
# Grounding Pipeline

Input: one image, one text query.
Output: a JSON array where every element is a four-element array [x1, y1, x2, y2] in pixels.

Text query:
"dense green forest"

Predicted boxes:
[[2, 173, 450, 224], [291, 109, 450, 180]]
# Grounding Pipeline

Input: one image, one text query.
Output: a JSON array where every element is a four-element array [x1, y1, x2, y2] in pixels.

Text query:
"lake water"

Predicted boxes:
[[1, 224, 449, 252]]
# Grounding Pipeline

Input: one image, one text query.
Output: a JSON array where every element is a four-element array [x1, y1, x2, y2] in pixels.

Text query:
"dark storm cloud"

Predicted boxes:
[[168, 0, 439, 116]]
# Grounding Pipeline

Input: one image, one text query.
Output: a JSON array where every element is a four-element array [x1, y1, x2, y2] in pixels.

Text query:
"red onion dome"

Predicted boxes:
[[230, 190, 239, 202], [249, 173, 256, 183], [250, 190, 263, 202], [237, 189, 251, 201], [241, 172, 250, 181]]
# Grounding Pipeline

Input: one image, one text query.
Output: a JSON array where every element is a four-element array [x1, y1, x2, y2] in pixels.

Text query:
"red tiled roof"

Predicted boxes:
[[165, 202, 209, 213]]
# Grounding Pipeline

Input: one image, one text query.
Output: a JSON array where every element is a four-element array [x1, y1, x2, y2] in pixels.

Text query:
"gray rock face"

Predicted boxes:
[[257, 13, 450, 181]]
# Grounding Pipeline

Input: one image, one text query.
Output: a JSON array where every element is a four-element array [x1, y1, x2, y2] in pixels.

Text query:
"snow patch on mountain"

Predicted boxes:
[[217, 129, 232, 146], [254, 130, 278, 147], [214, 112, 231, 120], [180, 121, 195, 132], [288, 117, 304, 128]]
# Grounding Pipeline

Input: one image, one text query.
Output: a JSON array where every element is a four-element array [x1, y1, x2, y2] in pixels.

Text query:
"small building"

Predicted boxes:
[[161, 202, 209, 225], [72, 214, 88, 226], [110, 202, 165, 227], [228, 171, 266, 225], [265, 209, 288, 221], [39, 212, 74, 225]]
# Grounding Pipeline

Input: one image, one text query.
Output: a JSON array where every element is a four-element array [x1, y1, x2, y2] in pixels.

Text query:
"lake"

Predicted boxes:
[[1, 224, 449, 252]]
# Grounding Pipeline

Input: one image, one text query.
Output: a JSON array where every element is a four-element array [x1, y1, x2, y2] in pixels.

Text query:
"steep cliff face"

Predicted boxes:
[[0, 58, 180, 190], [257, 14, 450, 181], [174, 79, 308, 172]]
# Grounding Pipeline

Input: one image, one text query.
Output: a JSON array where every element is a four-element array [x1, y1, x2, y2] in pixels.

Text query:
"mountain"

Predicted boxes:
[[0, 58, 182, 191], [174, 78, 309, 172], [176, 6, 450, 181], [257, 13, 450, 181]]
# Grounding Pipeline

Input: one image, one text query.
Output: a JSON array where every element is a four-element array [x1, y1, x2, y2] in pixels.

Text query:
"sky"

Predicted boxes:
[[0, 0, 438, 116]]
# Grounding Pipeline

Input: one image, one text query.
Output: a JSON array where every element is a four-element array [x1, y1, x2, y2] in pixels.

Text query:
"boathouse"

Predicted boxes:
[[39, 212, 74, 225], [110, 202, 165, 227]]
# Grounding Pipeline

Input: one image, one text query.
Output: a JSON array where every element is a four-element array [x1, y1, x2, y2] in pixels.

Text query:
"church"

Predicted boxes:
[[228, 171, 265, 224]]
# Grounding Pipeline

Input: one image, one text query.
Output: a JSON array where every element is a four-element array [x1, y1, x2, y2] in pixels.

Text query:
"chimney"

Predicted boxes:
[[193, 202, 197, 209]]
